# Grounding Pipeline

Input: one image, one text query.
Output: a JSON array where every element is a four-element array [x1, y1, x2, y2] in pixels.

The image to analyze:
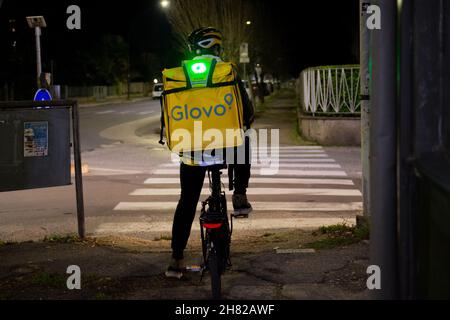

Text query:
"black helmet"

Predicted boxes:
[[187, 27, 223, 55]]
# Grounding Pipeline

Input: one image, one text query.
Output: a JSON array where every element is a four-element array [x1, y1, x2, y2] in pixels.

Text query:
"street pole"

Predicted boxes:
[[35, 26, 42, 88], [360, 1, 371, 225], [244, 62, 256, 107], [370, 0, 398, 299]]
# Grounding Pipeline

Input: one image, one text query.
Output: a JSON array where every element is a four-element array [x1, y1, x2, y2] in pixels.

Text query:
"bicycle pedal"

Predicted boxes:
[[186, 265, 202, 273], [165, 270, 183, 279]]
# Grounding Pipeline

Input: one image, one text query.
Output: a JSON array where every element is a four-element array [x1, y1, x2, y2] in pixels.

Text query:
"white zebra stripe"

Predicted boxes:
[[160, 163, 341, 169], [129, 188, 361, 197], [114, 201, 363, 212], [258, 154, 328, 158], [255, 146, 323, 149], [165, 158, 337, 164], [153, 169, 348, 177], [95, 217, 357, 234], [143, 177, 355, 186], [257, 158, 334, 163], [254, 150, 326, 154], [169, 154, 330, 162]]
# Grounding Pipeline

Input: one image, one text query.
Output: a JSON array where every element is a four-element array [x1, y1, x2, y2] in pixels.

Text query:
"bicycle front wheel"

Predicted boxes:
[[208, 245, 222, 300]]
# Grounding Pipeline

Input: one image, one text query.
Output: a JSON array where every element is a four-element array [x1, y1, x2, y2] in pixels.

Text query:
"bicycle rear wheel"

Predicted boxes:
[[208, 244, 222, 300]]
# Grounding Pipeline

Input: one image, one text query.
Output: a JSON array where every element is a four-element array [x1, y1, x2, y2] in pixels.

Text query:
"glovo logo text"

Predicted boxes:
[[171, 94, 234, 122]]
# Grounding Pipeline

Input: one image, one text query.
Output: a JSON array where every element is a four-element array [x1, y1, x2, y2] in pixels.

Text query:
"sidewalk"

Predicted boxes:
[[0, 235, 369, 300], [0, 89, 369, 300], [252, 89, 315, 146]]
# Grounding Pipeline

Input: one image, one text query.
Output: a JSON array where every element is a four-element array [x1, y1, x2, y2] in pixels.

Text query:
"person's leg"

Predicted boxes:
[[232, 136, 252, 215], [233, 164, 251, 195], [171, 163, 207, 261]]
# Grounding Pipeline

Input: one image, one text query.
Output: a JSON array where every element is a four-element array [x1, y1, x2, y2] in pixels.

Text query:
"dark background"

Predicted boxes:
[[0, 0, 359, 99]]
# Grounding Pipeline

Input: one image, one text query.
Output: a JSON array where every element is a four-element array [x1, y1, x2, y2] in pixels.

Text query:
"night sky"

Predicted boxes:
[[0, 0, 359, 96]]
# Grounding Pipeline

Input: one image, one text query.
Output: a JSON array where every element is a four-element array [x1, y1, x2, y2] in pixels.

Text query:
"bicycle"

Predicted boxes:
[[199, 163, 234, 300]]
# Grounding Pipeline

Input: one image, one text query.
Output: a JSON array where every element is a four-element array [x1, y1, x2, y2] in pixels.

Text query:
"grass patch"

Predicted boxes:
[[31, 272, 66, 288], [0, 240, 17, 247], [306, 222, 370, 250], [43, 234, 81, 244], [291, 121, 318, 146], [262, 233, 275, 238], [94, 292, 110, 300], [153, 235, 172, 241]]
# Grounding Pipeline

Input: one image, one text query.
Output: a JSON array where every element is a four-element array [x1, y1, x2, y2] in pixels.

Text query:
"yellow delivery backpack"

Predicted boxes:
[[161, 58, 245, 152]]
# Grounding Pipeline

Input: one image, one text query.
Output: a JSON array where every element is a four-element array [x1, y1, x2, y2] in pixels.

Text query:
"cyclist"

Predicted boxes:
[[164, 27, 255, 278]]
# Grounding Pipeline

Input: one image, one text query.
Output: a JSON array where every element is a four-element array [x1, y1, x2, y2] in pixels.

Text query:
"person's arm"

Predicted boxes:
[[159, 96, 165, 145]]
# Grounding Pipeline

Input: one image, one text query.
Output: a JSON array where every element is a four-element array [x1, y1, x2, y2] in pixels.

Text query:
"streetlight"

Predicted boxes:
[[160, 0, 170, 9], [26, 16, 46, 89], [246, 21, 252, 25]]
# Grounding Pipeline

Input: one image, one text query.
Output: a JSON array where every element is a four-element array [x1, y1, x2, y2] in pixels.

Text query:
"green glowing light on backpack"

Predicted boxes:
[[184, 59, 213, 88], [191, 62, 207, 74]]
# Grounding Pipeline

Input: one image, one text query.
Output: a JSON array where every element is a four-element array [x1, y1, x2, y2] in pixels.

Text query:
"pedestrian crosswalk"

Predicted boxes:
[[112, 146, 362, 218], [113, 202, 363, 212], [152, 168, 348, 177]]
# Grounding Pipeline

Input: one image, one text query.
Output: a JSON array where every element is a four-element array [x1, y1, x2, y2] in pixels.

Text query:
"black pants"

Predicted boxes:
[[171, 163, 251, 260]]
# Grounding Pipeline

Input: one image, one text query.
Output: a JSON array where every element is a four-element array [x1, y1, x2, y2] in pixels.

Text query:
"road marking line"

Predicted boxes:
[[257, 158, 336, 162], [255, 146, 324, 150], [235, 150, 326, 154], [257, 154, 328, 158], [95, 217, 357, 234], [168, 158, 336, 164], [153, 169, 348, 177], [119, 111, 132, 114], [257, 158, 334, 163], [138, 111, 155, 115], [143, 177, 355, 185], [113, 201, 363, 212], [129, 188, 361, 196], [254, 151, 326, 155], [160, 163, 341, 169], [88, 167, 145, 174], [169, 154, 330, 162], [96, 110, 115, 115]]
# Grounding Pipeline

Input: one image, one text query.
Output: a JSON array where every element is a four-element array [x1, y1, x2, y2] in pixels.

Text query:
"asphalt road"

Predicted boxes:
[[0, 99, 363, 243], [79, 98, 161, 152]]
